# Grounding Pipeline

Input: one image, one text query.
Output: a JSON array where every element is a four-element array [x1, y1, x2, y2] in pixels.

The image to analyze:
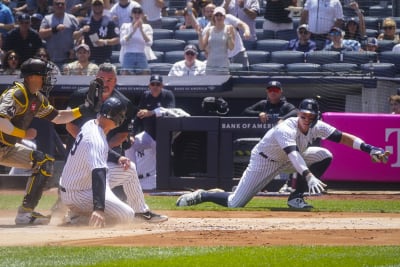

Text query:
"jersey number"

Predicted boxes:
[[70, 133, 83, 156]]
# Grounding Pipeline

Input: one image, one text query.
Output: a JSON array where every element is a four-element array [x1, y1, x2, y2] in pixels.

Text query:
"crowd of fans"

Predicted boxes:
[[0, 0, 398, 76]]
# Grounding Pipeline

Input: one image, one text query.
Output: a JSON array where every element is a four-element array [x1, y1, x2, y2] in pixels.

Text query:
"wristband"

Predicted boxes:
[[352, 138, 364, 150], [11, 127, 25, 138], [52, 26, 58, 34], [72, 107, 82, 118], [302, 169, 311, 177], [360, 143, 373, 154]]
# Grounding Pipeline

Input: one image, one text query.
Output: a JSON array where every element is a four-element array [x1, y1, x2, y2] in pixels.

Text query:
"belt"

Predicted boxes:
[[259, 152, 276, 162]]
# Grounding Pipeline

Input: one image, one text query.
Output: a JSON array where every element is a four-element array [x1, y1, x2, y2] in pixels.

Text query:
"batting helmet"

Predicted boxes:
[[298, 98, 320, 128], [99, 97, 126, 127]]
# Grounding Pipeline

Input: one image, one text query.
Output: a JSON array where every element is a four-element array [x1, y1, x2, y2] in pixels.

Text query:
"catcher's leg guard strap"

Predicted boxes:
[[22, 151, 55, 210]]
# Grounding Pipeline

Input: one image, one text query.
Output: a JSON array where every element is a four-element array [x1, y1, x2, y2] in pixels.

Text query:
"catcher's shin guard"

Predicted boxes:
[[22, 151, 55, 210]]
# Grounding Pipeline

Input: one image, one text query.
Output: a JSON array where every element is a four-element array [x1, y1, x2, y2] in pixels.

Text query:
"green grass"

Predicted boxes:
[[0, 191, 399, 266], [0, 246, 399, 267]]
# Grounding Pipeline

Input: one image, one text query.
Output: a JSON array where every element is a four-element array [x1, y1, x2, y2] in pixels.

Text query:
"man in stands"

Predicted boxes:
[[168, 44, 205, 77]]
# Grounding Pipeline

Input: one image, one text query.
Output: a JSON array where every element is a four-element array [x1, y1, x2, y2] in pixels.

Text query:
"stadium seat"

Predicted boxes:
[[286, 63, 321, 75], [377, 40, 396, 52], [153, 29, 174, 40], [246, 50, 270, 65], [275, 29, 297, 41], [148, 63, 173, 75], [255, 29, 264, 40], [110, 50, 120, 63], [270, 50, 305, 64], [148, 51, 164, 63], [256, 39, 289, 52], [305, 51, 341, 64], [161, 17, 179, 30], [164, 50, 184, 64], [186, 39, 200, 49], [229, 63, 244, 74], [360, 62, 396, 77], [321, 63, 360, 73], [365, 29, 378, 38], [152, 39, 186, 52], [342, 51, 378, 65], [378, 51, 400, 74], [262, 30, 275, 40], [368, 5, 391, 17], [174, 29, 198, 42], [363, 16, 380, 31], [255, 17, 264, 29], [292, 17, 300, 30], [249, 63, 285, 74]]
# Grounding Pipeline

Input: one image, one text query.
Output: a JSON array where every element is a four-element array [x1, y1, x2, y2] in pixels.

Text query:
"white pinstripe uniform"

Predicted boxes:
[[228, 117, 335, 208], [59, 120, 135, 223]]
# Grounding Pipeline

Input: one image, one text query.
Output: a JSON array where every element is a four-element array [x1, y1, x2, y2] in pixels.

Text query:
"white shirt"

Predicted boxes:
[[110, 0, 141, 27], [141, 0, 162, 22], [393, 44, 400, 52], [168, 59, 206, 76], [304, 0, 344, 34]]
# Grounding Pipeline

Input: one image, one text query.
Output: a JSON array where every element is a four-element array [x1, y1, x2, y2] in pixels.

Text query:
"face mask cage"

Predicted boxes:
[[41, 62, 57, 97]]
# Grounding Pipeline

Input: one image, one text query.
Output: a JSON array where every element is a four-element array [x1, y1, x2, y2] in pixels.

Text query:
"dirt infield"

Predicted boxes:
[[0, 192, 399, 247]]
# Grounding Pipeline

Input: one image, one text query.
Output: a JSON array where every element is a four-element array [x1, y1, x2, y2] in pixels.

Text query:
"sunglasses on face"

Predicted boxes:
[[329, 31, 342, 36], [150, 82, 161, 86], [8, 56, 18, 60], [132, 10, 143, 14], [55, 2, 65, 6], [185, 52, 195, 56], [214, 13, 224, 17], [267, 87, 281, 93], [298, 30, 309, 35], [383, 26, 395, 30]]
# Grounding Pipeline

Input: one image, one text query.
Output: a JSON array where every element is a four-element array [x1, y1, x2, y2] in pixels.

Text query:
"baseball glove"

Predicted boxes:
[[85, 78, 104, 112], [370, 148, 390, 163]]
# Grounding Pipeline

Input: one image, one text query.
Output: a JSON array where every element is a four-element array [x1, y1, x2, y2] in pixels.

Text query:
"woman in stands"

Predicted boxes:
[[119, 5, 153, 75], [178, 6, 198, 30], [343, 1, 365, 42], [198, 6, 235, 75], [1, 50, 20, 75], [377, 17, 400, 43], [34, 48, 62, 75]]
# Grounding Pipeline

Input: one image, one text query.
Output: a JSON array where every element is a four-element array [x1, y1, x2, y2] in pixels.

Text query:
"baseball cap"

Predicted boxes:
[[346, 17, 359, 26], [297, 24, 309, 32], [184, 44, 198, 54], [75, 43, 90, 52], [18, 13, 31, 22], [92, 0, 104, 5], [329, 27, 343, 33], [367, 37, 378, 47], [213, 6, 226, 16], [31, 13, 43, 21], [150, 74, 163, 83], [266, 81, 283, 91]]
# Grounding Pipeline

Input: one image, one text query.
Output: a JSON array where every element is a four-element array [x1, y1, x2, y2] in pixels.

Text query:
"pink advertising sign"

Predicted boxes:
[[321, 112, 399, 182]]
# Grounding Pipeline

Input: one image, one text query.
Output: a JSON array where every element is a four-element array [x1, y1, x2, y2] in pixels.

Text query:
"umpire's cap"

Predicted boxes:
[[20, 58, 48, 78], [99, 97, 126, 127]]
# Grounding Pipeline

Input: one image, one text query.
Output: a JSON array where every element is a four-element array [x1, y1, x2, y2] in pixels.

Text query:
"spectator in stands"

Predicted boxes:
[[300, 0, 344, 50], [31, 13, 43, 32], [197, 2, 214, 29], [0, 33, 4, 69], [242, 80, 297, 124], [343, 2, 365, 42], [222, 0, 259, 50], [135, 0, 164, 29], [263, 0, 296, 32], [178, 7, 198, 30], [119, 5, 153, 75], [1, 50, 20, 75], [192, 0, 212, 17], [66, 0, 92, 20], [168, 44, 206, 76], [73, 0, 119, 65], [39, 0, 79, 69], [3, 14, 43, 64], [0, 0, 15, 38], [389, 94, 400, 114], [363, 37, 379, 53], [63, 43, 99, 75], [110, 0, 141, 28], [323, 27, 360, 52], [377, 18, 400, 43], [34, 47, 62, 75], [199, 6, 235, 75], [287, 24, 317, 53], [393, 43, 400, 53]]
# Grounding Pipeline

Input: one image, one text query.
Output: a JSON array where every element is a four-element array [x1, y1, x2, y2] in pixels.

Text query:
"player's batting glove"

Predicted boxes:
[[370, 147, 390, 163], [85, 78, 104, 112], [306, 174, 327, 194]]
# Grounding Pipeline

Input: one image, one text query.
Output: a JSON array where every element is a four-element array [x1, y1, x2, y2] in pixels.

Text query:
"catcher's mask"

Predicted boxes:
[[201, 96, 229, 115], [99, 97, 126, 127], [20, 58, 57, 96], [298, 98, 320, 128]]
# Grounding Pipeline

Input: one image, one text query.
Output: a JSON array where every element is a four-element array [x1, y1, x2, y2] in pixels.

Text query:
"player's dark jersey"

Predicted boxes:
[[242, 97, 297, 121], [0, 82, 58, 145], [133, 89, 175, 140]]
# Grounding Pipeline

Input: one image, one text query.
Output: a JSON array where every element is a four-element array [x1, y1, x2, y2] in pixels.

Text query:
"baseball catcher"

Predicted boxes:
[[176, 98, 390, 209]]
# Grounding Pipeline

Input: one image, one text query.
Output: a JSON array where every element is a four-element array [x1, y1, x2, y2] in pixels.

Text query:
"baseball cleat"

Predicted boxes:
[[287, 197, 313, 209], [176, 189, 205, 206], [15, 208, 51, 225], [135, 211, 168, 223]]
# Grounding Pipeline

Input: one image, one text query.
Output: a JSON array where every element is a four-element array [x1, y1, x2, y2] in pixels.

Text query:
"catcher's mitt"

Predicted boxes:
[[85, 78, 104, 112], [370, 148, 390, 164]]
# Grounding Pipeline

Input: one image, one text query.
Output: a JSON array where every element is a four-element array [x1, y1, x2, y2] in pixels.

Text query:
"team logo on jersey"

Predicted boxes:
[[7, 106, 16, 117], [30, 102, 37, 111]]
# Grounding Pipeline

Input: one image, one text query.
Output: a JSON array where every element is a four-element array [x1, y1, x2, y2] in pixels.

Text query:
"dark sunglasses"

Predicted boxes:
[[185, 52, 195, 56], [298, 30, 309, 35], [214, 13, 224, 17], [55, 2, 65, 6], [383, 26, 395, 30], [132, 9, 143, 14], [329, 31, 342, 36], [150, 82, 161, 86], [8, 56, 18, 60], [267, 87, 281, 93]]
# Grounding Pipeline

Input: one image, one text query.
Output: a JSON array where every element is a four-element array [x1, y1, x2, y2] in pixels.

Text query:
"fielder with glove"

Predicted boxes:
[[176, 98, 390, 209]]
